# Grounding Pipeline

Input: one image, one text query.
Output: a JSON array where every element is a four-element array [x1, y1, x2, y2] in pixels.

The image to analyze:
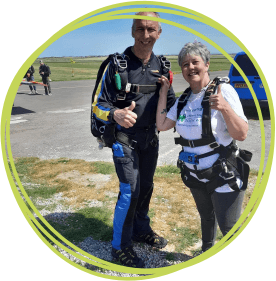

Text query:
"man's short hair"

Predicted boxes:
[[132, 12, 161, 37]]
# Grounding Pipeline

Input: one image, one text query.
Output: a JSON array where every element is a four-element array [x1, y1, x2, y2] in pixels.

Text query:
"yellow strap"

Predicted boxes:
[[91, 64, 110, 122]]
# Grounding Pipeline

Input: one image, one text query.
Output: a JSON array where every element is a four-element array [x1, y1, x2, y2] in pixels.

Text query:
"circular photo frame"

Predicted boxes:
[[1, 1, 275, 280]]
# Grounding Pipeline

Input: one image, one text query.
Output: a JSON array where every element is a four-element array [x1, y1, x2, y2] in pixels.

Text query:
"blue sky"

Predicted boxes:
[[39, 5, 243, 57]]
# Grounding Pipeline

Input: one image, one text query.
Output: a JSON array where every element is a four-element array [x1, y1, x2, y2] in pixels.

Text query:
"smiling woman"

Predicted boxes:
[[157, 41, 251, 254], [178, 42, 210, 94], [181, 55, 210, 93]]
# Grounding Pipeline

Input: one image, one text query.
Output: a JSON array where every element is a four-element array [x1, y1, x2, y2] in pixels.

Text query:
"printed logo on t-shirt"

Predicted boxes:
[[178, 114, 186, 122], [178, 107, 203, 127]]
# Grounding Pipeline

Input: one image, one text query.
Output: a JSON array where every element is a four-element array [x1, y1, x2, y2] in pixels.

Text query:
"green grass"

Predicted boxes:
[[148, 208, 155, 220], [155, 164, 180, 177], [12, 157, 39, 177], [25, 183, 57, 200], [93, 162, 115, 174], [38, 207, 113, 244], [173, 226, 200, 252], [29, 55, 233, 82], [12, 156, 256, 262]]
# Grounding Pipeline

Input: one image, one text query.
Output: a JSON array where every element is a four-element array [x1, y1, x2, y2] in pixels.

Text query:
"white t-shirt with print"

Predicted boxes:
[[166, 83, 248, 193]]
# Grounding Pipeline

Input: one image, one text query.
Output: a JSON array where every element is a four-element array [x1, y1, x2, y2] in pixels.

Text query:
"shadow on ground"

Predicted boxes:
[[11, 106, 36, 115], [243, 106, 271, 120]]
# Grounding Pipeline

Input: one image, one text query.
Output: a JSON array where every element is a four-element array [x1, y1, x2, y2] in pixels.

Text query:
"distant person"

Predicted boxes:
[[39, 60, 52, 96], [25, 65, 38, 95], [156, 42, 251, 255]]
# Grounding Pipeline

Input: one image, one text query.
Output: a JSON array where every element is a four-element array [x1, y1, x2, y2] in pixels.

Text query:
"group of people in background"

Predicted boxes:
[[24, 60, 52, 95]]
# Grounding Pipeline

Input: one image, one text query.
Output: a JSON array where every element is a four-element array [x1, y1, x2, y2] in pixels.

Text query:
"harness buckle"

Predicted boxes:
[[117, 93, 126, 100], [219, 160, 235, 180], [125, 83, 141, 93], [209, 141, 220, 149], [118, 59, 127, 69], [219, 170, 235, 180], [114, 55, 127, 69], [129, 84, 139, 93], [160, 56, 171, 69], [129, 139, 137, 150], [188, 140, 195, 148], [134, 84, 140, 93], [125, 83, 131, 93], [219, 76, 230, 83]]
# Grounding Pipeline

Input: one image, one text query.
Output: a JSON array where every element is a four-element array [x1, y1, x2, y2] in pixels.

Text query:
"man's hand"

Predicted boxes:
[[113, 101, 137, 128], [209, 84, 228, 112]]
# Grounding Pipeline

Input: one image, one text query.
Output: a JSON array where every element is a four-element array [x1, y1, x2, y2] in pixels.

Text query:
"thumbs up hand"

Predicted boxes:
[[113, 101, 137, 128], [209, 85, 228, 112], [128, 101, 136, 112]]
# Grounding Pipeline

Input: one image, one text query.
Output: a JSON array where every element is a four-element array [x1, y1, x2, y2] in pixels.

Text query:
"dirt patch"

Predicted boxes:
[[54, 171, 116, 209]]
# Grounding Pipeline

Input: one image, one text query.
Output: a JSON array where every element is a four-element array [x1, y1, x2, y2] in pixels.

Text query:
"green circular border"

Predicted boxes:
[[1, 1, 274, 279]]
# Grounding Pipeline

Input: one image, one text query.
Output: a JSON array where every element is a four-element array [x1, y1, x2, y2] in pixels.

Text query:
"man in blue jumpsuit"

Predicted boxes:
[[94, 12, 176, 268]]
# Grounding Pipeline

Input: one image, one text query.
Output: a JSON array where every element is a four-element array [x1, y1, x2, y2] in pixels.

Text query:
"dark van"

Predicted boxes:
[[228, 52, 267, 107]]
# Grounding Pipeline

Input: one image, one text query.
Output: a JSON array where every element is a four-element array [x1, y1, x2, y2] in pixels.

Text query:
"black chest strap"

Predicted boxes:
[[116, 54, 172, 100], [174, 77, 228, 148], [174, 76, 252, 194]]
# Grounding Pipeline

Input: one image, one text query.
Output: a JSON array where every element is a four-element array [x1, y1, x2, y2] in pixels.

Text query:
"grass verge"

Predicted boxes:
[[29, 55, 233, 82], [12, 157, 257, 256]]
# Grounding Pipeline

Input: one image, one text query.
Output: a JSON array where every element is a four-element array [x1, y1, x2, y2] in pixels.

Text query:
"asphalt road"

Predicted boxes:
[[10, 71, 271, 172]]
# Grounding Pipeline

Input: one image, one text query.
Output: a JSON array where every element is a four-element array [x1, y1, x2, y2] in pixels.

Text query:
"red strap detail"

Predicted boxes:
[[169, 70, 173, 85]]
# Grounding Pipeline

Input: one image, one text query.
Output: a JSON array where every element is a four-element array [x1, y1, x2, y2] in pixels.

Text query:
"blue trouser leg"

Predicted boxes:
[[31, 76, 36, 91], [111, 139, 158, 250], [28, 76, 36, 91], [112, 142, 139, 250]]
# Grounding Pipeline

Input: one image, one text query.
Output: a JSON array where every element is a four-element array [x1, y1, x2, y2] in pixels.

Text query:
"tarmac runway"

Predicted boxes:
[[10, 71, 271, 172]]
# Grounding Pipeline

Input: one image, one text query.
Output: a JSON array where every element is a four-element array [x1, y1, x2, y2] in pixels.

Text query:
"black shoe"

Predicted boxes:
[[111, 246, 145, 268], [132, 230, 167, 249]]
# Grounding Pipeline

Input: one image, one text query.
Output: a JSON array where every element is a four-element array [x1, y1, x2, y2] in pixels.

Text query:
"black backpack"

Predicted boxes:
[[90, 53, 173, 148], [90, 53, 128, 148], [46, 65, 51, 75]]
